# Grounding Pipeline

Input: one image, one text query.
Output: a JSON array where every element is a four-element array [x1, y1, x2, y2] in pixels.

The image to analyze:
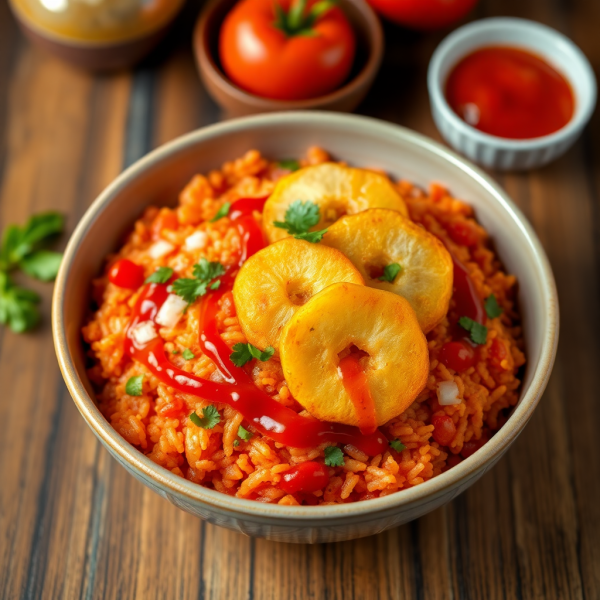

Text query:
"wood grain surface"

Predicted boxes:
[[1, 0, 599, 598]]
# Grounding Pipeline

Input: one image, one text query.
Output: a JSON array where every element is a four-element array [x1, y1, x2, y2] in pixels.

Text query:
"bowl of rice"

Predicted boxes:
[[53, 112, 558, 543]]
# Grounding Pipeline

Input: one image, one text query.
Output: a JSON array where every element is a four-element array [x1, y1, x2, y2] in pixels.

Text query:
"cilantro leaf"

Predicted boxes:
[[192, 258, 226, 282], [0, 272, 40, 333], [190, 405, 221, 429], [145, 266, 173, 284], [274, 200, 320, 235], [378, 263, 402, 283], [324, 446, 344, 467], [125, 375, 144, 396], [233, 439, 240, 447], [0, 212, 64, 269], [294, 228, 328, 244], [19, 250, 62, 282], [277, 159, 301, 172], [182, 348, 195, 360], [230, 343, 274, 367], [237, 425, 253, 441], [210, 202, 231, 222], [458, 317, 488, 345], [210, 280, 221, 290], [172, 278, 208, 305], [484, 294, 503, 319], [389, 439, 406, 453]]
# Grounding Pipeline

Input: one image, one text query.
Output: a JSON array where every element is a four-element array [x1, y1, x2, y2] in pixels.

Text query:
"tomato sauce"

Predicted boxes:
[[338, 355, 378, 435], [445, 46, 574, 139], [123, 196, 388, 459]]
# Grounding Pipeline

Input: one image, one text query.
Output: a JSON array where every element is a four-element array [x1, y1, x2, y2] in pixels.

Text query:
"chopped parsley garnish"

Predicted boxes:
[[273, 200, 328, 243], [389, 439, 406, 453], [0, 212, 64, 332], [125, 375, 144, 396], [145, 266, 173, 284], [484, 294, 503, 319], [230, 343, 275, 367], [237, 425, 253, 442], [189, 405, 221, 429], [324, 446, 344, 467], [182, 348, 195, 360], [458, 316, 488, 345], [277, 159, 301, 172], [171, 350, 179, 354], [233, 439, 240, 447], [210, 202, 231, 222], [172, 258, 225, 306], [378, 263, 402, 283]]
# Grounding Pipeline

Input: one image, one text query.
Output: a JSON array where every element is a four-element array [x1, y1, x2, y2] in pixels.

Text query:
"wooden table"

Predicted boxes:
[[1, 0, 599, 598]]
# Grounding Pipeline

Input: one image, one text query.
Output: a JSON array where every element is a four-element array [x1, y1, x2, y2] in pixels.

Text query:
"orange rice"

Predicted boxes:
[[82, 148, 525, 505]]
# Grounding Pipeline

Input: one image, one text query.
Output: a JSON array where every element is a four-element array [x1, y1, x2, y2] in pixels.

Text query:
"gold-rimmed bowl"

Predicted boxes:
[[52, 112, 558, 543]]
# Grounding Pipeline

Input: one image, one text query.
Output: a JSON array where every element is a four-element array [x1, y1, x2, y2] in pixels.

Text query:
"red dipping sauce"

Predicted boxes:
[[445, 46, 574, 139]]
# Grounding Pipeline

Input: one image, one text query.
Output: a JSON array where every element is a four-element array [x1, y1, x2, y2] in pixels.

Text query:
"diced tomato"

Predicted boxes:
[[152, 209, 179, 240], [431, 415, 457, 446], [439, 340, 477, 371], [279, 461, 329, 494], [489, 338, 508, 369], [446, 220, 479, 247], [108, 259, 145, 290]]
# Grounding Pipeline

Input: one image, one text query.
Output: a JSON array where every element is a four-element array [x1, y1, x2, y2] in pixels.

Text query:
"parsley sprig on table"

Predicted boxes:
[[0, 212, 64, 332], [274, 200, 328, 243], [172, 258, 225, 306]]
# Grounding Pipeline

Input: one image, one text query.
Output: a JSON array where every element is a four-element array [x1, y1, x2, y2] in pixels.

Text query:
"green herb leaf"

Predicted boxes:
[[237, 425, 253, 442], [172, 277, 208, 305], [190, 405, 221, 429], [230, 343, 274, 367], [19, 250, 62, 282], [233, 439, 240, 447], [294, 228, 328, 244], [0, 212, 64, 270], [210, 202, 231, 222], [389, 439, 406, 453], [277, 159, 301, 172], [192, 258, 226, 282], [210, 280, 221, 290], [324, 445, 344, 467], [484, 294, 503, 319], [0, 272, 40, 333], [145, 266, 173, 284], [182, 348, 195, 360], [458, 316, 488, 345], [378, 263, 402, 283], [125, 375, 144, 396], [274, 200, 320, 235]]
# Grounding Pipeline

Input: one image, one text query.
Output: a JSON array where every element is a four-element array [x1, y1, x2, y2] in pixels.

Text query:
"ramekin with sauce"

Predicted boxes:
[[428, 18, 597, 171]]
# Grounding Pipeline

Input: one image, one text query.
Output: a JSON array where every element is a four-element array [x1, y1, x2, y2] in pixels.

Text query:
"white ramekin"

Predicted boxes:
[[428, 17, 597, 171]]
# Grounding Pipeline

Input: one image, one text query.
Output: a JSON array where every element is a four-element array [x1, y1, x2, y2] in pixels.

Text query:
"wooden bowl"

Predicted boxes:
[[193, 0, 384, 117]]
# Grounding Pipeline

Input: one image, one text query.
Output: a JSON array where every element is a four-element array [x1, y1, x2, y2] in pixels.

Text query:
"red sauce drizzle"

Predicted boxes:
[[446, 46, 574, 139], [124, 196, 387, 457], [338, 355, 378, 435]]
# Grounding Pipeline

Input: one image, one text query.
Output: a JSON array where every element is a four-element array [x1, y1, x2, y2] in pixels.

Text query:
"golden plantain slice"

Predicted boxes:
[[280, 283, 429, 428], [263, 163, 409, 244], [232, 238, 364, 352], [322, 208, 453, 333]]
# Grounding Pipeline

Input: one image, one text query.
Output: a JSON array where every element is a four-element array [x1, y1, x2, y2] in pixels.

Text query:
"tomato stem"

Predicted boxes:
[[273, 0, 337, 36]]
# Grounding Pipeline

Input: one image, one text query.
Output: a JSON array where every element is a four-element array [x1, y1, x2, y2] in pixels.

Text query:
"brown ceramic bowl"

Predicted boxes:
[[193, 0, 384, 117]]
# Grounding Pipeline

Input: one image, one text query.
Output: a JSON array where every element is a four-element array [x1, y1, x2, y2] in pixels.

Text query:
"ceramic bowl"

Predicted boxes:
[[428, 17, 597, 171], [193, 0, 383, 117], [52, 112, 558, 543]]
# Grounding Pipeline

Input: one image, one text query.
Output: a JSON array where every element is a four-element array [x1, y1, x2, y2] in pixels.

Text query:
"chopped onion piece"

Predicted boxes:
[[185, 231, 208, 251], [130, 321, 158, 345], [155, 294, 188, 329], [437, 380, 461, 405], [148, 240, 175, 259]]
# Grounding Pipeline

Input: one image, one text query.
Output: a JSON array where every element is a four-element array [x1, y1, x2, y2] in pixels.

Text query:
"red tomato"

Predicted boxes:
[[366, 0, 478, 31], [108, 259, 145, 290], [439, 341, 476, 372], [446, 220, 479, 247], [431, 414, 457, 446], [489, 338, 508, 369], [219, 0, 356, 100], [279, 461, 329, 494]]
